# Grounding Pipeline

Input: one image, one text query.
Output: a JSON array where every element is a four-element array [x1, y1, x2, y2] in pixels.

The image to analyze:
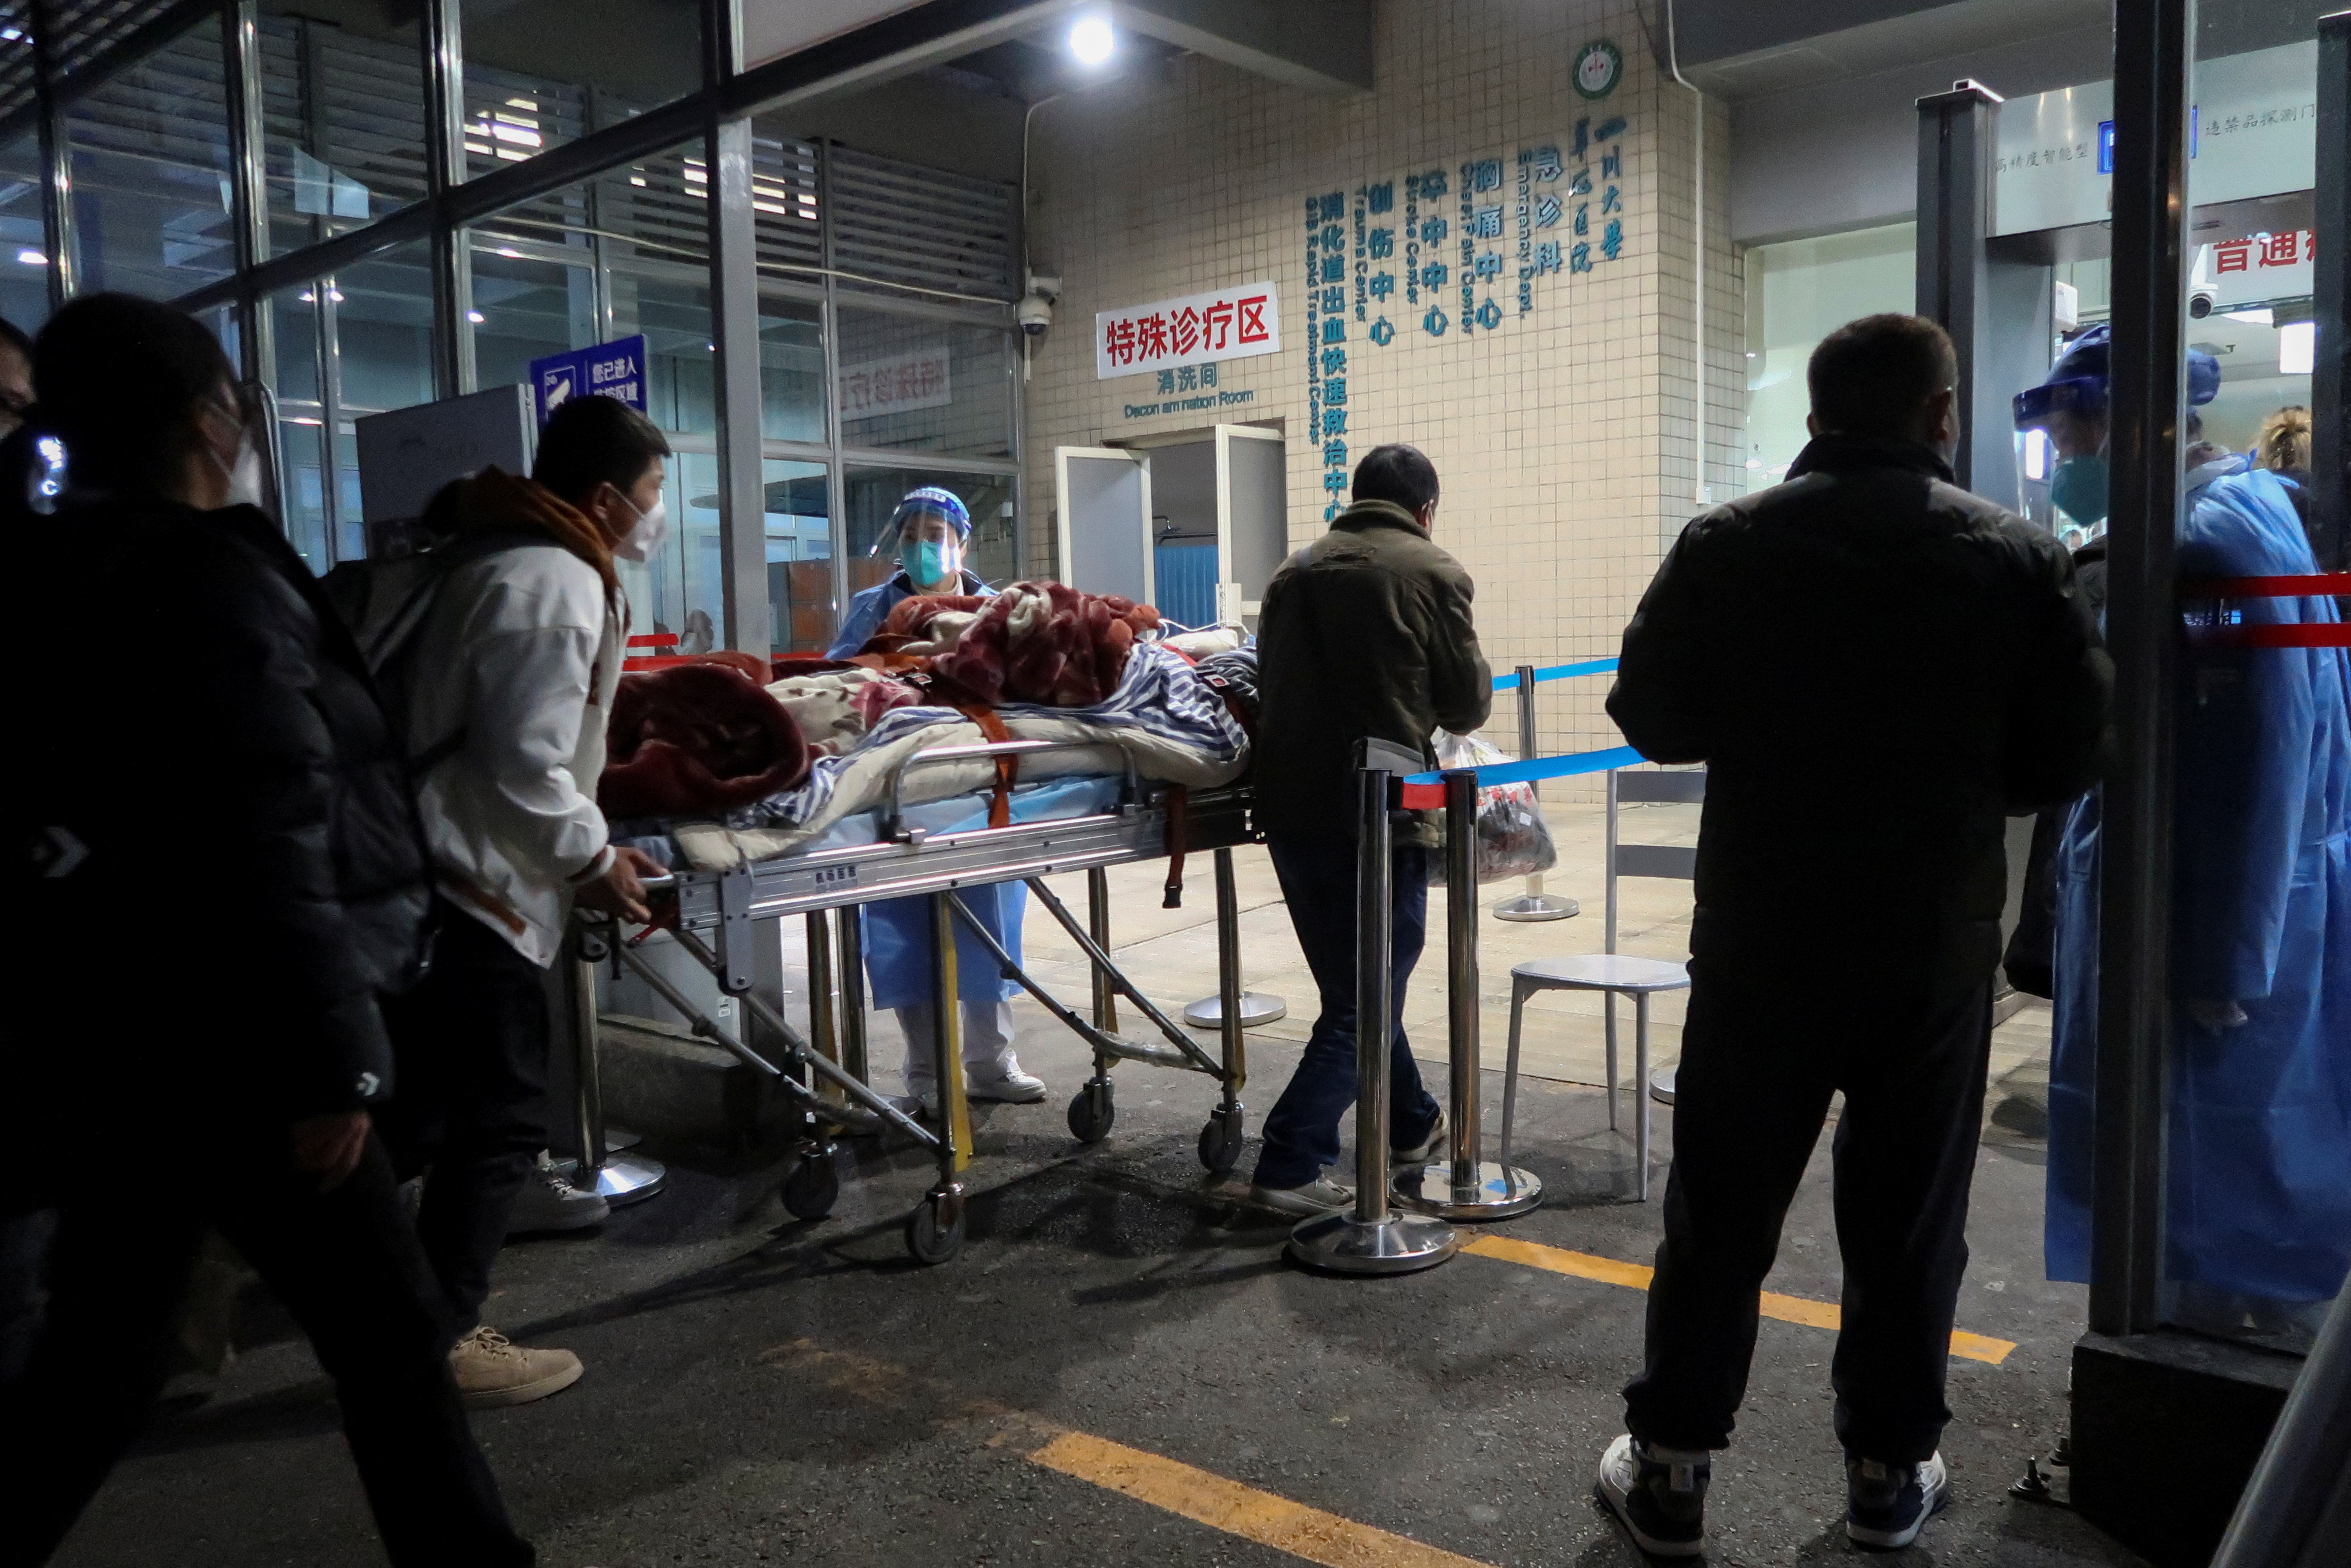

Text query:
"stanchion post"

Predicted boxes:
[[1287, 754, 1458, 1273], [1493, 663, 1578, 922], [836, 908, 868, 1087], [1393, 769, 1543, 1219], [559, 916, 665, 1205]]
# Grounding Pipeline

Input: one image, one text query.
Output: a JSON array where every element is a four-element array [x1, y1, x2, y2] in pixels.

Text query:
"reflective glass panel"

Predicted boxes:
[[834, 306, 1013, 460], [467, 139, 713, 435], [762, 293, 823, 443], [258, 2, 431, 257], [0, 131, 50, 333], [64, 17, 235, 299], [457, 0, 702, 182], [2151, 0, 2344, 1352]]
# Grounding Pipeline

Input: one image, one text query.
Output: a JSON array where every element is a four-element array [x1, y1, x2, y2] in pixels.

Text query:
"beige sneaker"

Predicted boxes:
[[448, 1326, 583, 1409]]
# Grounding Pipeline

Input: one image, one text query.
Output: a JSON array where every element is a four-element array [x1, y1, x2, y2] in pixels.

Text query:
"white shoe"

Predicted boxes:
[[447, 1326, 583, 1409], [1392, 1110, 1446, 1165], [967, 1056, 1048, 1103], [1248, 1173, 1356, 1216], [505, 1156, 610, 1236]]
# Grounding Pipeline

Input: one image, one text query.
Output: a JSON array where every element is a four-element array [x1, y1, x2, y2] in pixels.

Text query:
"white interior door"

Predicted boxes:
[[1213, 423, 1288, 625], [1056, 445, 1154, 605]]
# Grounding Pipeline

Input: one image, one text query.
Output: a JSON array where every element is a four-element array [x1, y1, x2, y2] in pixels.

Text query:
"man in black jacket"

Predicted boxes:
[[3, 295, 531, 1566], [1591, 315, 2109, 1557], [1246, 444, 1493, 1214]]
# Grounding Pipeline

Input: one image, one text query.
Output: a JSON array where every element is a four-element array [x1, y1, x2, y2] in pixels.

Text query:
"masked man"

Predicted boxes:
[[828, 488, 1045, 1112], [2018, 323, 2351, 1331]]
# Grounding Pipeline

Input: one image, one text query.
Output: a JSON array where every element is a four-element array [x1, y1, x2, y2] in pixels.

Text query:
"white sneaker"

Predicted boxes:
[[505, 1155, 610, 1235], [1248, 1173, 1356, 1216], [968, 1056, 1048, 1103], [1393, 1110, 1446, 1165], [447, 1326, 583, 1409]]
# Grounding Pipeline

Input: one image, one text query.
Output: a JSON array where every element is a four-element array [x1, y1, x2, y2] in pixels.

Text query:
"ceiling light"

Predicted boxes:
[[467, 309, 486, 323], [2278, 320, 2315, 376], [14, 247, 44, 265], [1067, 14, 1115, 66]]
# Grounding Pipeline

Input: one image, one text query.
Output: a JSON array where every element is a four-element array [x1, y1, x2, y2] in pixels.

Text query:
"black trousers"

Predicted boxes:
[[1622, 952, 1993, 1465], [379, 904, 554, 1331], [0, 1132, 533, 1567]]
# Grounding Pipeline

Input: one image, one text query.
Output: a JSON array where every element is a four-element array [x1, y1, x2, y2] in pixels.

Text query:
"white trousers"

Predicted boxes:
[[895, 1000, 1017, 1090]]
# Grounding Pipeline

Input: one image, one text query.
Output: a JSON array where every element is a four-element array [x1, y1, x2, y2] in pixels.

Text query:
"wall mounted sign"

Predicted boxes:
[[1992, 40, 2317, 237], [1301, 112, 1635, 516], [1573, 40, 1621, 101], [839, 341, 952, 419], [1094, 281, 1281, 380], [529, 334, 646, 426]]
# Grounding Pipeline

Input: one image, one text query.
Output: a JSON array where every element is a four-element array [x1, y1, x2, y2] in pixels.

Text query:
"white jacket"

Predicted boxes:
[[409, 542, 625, 967]]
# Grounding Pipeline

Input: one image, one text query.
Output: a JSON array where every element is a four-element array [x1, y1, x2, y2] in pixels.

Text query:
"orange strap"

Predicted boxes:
[[1161, 784, 1190, 909], [955, 704, 1019, 828]]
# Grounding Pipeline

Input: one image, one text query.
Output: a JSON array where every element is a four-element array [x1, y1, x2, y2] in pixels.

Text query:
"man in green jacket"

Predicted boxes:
[[1247, 443, 1494, 1213]]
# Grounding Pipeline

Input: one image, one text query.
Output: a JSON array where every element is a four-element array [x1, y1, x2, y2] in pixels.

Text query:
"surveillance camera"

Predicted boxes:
[[1016, 293, 1054, 337], [2189, 287, 2215, 319]]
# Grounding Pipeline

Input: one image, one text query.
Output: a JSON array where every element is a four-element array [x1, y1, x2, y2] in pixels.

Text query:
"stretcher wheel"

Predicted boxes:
[[781, 1152, 839, 1220], [905, 1191, 964, 1264], [1197, 1110, 1244, 1173], [1066, 1079, 1115, 1144]]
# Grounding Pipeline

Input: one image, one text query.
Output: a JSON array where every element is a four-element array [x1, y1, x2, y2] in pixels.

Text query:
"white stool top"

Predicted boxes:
[[1510, 954, 1691, 993]]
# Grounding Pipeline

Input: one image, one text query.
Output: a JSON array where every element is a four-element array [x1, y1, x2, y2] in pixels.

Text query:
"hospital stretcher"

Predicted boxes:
[[570, 736, 1259, 1264]]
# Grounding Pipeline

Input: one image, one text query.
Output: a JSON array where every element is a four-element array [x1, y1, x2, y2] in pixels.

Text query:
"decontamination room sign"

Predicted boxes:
[[1095, 281, 1281, 381]]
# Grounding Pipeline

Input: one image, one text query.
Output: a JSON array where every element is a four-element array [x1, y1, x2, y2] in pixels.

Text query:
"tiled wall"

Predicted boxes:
[[1021, 0, 1742, 789]]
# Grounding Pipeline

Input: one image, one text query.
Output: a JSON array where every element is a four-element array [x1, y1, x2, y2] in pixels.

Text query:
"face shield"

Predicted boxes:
[[2013, 375, 2111, 542], [873, 485, 972, 590]]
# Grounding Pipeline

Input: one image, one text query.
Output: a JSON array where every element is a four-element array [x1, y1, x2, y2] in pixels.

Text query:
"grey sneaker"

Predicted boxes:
[[1596, 1433, 1709, 1557], [1846, 1451, 1949, 1549], [448, 1326, 583, 1409], [505, 1156, 610, 1235], [1248, 1173, 1356, 1216]]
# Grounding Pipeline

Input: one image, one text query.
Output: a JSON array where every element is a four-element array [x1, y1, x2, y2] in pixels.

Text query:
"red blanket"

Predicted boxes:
[[600, 662, 810, 818], [934, 581, 1160, 707]]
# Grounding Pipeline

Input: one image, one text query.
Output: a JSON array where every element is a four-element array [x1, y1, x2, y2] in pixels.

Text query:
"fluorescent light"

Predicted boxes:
[[2223, 307, 2272, 326], [467, 309, 486, 323], [14, 247, 43, 265], [2278, 320, 2315, 376], [1067, 14, 1115, 66]]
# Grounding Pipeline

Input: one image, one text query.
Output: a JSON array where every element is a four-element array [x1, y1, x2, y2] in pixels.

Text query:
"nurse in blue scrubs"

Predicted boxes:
[[828, 488, 1045, 1112]]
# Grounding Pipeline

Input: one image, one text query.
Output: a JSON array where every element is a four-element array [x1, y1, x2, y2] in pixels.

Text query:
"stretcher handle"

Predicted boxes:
[[884, 737, 1138, 843]]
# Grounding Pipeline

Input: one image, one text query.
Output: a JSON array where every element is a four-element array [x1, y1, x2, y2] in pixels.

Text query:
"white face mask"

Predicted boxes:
[[613, 491, 668, 563]]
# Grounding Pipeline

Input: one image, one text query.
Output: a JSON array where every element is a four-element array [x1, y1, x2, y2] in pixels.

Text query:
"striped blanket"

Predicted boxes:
[[667, 644, 1248, 869]]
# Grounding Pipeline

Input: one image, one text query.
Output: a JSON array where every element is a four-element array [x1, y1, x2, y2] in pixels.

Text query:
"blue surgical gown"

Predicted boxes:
[[824, 570, 1024, 1011], [2047, 460, 2351, 1302]]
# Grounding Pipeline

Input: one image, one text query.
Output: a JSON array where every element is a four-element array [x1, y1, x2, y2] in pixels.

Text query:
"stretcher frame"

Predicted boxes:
[[570, 742, 1257, 1264]]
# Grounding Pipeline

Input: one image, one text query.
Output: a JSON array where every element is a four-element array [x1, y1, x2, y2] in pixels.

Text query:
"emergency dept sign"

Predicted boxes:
[[529, 334, 647, 426], [1095, 281, 1279, 380]]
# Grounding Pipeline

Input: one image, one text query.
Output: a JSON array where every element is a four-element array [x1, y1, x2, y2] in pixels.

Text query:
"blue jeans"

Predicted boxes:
[[1250, 833, 1443, 1190]]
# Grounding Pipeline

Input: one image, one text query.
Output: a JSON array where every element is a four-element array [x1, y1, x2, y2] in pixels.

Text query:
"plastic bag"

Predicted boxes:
[[1427, 731, 1558, 884]]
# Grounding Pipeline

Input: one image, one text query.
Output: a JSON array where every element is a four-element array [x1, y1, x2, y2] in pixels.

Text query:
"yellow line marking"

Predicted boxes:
[[1460, 1234, 2017, 1366], [762, 1340, 1499, 1567], [1030, 1429, 1498, 1568]]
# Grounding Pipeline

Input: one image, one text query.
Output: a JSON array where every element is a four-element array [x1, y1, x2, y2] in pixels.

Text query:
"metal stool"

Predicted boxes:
[[1499, 955, 1689, 1199]]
